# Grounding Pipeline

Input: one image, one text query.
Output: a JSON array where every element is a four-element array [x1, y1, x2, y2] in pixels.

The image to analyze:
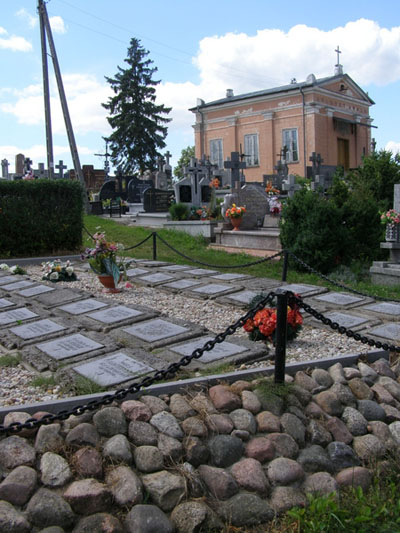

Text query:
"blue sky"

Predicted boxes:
[[1, 0, 400, 174]]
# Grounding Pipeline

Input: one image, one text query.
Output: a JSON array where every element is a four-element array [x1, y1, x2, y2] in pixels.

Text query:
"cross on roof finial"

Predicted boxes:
[[335, 45, 342, 65]]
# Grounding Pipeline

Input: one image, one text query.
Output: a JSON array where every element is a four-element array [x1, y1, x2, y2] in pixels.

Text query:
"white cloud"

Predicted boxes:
[[386, 141, 400, 155], [16, 8, 37, 29], [49, 16, 66, 34], [0, 32, 32, 52], [1, 75, 111, 135]]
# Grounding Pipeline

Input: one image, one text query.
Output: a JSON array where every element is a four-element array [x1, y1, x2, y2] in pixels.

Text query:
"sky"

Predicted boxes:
[[1, 0, 400, 175]]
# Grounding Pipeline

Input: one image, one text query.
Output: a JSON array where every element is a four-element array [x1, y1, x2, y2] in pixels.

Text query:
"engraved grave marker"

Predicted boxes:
[[10, 319, 65, 340], [36, 333, 104, 360]]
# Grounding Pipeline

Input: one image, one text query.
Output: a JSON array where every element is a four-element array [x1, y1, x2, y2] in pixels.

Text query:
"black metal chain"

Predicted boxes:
[[0, 292, 278, 436], [287, 250, 400, 303], [155, 232, 283, 269], [291, 292, 400, 353]]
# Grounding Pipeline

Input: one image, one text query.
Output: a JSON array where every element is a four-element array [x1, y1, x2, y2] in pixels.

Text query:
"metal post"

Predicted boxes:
[[274, 291, 288, 383], [282, 250, 289, 281], [152, 232, 157, 261]]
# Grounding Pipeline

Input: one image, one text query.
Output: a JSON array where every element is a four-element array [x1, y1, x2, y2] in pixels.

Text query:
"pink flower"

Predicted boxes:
[[125, 282, 133, 289]]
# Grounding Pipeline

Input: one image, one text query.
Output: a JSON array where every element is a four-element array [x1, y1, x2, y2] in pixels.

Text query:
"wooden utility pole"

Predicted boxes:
[[37, 0, 89, 210]]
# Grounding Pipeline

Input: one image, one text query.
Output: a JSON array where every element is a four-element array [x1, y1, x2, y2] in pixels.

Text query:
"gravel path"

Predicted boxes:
[[0, 264, 365, 407]]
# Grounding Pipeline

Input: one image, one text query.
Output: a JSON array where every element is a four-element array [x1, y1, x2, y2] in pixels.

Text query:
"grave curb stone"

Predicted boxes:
[[80, 304, 160, 333]]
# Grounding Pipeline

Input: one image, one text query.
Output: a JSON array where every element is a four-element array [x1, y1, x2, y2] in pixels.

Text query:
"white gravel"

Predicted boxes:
[[0, 263, 366, 407]]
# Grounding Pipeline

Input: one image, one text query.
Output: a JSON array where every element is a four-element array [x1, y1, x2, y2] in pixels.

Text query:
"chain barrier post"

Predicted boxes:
[[282, 250, 289, 282], [152, 232, 157, 261], [274, 289, 288, 383]]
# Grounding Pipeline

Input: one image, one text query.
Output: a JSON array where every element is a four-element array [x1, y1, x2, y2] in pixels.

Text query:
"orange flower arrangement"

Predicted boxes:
[[243, 293, 303, 344], [209, 177, 220, 188], [265, 180, 280, 196], [225, 204, 246, 219]]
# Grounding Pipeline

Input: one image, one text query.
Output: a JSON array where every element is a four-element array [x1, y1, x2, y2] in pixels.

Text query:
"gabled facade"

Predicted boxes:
[[190, 68, 375, 180]]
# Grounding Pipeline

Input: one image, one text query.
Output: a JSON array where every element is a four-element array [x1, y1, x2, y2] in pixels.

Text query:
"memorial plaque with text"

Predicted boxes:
[[363, 302, 400, 316], [0, 280, 36, 291], [10, 319, 65, 340], [137, 273, 175, 285], [191, 283, 237, 296], [88, 305, 143, 324], [17, 285, 55, 297], [171, 336, 247, 363], [0, 298, 13, 309], [159, 265, 191, 272], [210, 273, 251, 281], [314, 292, 364, 305], [126, 268, 150, 277], [58, 299, 108, 315], [0, 275, 20, 285], [162, 279, 202, 290], [183, 268, 218, 277], [324, 312, 369, 328], [123, 318, 188, 342], [368, 323, 400, 341], [221, 290, 260, 305], [281, 283, 326, 297], [36, 333, 104, 360], [74, 352, 154, 386], [0, 307, 38, 325]]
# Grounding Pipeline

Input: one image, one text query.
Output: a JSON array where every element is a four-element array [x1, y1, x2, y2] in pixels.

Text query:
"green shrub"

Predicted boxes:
[[169, 202, 189, 221], [0, 179, 83, 256], [280, 189, 347, 274]]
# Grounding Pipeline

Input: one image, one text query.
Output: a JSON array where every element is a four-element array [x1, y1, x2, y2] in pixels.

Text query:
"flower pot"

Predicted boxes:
[[385, 223, 400, 242], [97, 274, 122, 293], [230, 217, 243, 231]]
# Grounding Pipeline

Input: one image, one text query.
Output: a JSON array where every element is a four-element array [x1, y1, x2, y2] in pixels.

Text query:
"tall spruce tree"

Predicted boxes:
[[103, 38, 171, 174]]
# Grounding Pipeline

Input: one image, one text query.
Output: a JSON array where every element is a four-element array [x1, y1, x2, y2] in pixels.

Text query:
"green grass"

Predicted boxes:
[[30, 375, 57, 389], [0, 353, 21, 367], [83, 215, 400, 301]]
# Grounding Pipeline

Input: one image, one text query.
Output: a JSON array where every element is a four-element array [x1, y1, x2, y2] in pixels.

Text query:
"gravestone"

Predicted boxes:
[[87, 306, 143, 324], [0, 275, 23, 285], [1, 159, 9, 179], [155, 156, 168, 190], [17, 285, 55, 297], [188, 283, 239, 299], [58, 299, 108, 315], [136, 273, 176, 286], [143, 188, 171, 212], [280, 283, 326, 297], [282, 174, 301, 198], [323, 312, 369, 329], [126, 267, 150, 277], [162, 279, 203, 291], [73, 352, 154, 387], [170, 336, 248, 364], [0, 308, 38, 326], [127, 176, 153, 203], [123, 319, 189, 343], [159, 265, 192, 272], [224, 152, 246, 188], [56, 160, 67, 179], [363, 302, 400, 318], [10, 319, 66, 340], [368, 323, 400, 342], [0, 298, 14, 308], [0, 280, 36, 291], [36, 333, 104, 360], [314, 292, 365, 306], [233, 183, 270, 229], [181, 268, 218, 277], [217, 289, 261, 307]]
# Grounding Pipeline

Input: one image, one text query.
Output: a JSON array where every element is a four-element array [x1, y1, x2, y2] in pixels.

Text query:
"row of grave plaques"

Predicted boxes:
[[2, 264, 400, 390]]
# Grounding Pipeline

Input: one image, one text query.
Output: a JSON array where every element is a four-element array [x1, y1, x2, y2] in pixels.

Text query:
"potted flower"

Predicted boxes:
[[381, 209, 400, 242], [243, 293, 303, 345], [41, 260, 77, 282], [225, 203, 246, 230], [81, 232, 126, 292]]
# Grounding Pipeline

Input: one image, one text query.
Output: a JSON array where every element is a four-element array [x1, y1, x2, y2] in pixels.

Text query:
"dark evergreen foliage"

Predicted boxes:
[[103, 38, 171, 175]]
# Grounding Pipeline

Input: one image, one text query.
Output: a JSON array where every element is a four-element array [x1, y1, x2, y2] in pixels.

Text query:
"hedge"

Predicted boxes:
[[0, 179, 83, 257]]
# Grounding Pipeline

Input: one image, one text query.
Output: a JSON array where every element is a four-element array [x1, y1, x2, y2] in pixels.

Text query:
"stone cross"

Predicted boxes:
[[38, 163, 46, 178], [56, 160, 67, 179], [1, 159, 9, 178], [24, 157, 32, 173], [224, 151, 246, 188], [394, 184, 400, 213], [370, 138, 377, 153], [185, 157, 203, 197], [309, 152, 324, 179], [282, 174, 301, 198]]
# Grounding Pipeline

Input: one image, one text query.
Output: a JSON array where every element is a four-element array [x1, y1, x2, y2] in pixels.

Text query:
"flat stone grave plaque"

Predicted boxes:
[[170, 336, 248, 363], [322, 312, 369, 329], [116, 316, 205, 349], [136, 273, 176, 286], [363, 302, 400, 318], [181, 268, 219, 277], [368, 323, 400, 341], [0, 298, 14, 309], [10, 319, 66, 340], [0, 307, 38, 326], [16, 285, 55, 297], [314, 292, 365, 306], [0, 280, 36, 291], [210, 273, 252, 281], [124, 318, 188, 342], [217, 289, 261, 307], [158, 265, 192, 272], [188, 283, 240, 298], [73, 352, 154, 387], [280, 283, 327, 297], [137, 261, 170, 267], [243, 278, 283, 291], [87, 305, 144, 324], [33, 287, 85, 308], [57, 298, 108, 315], [0, 275, 22, 285], [126, 267, 150, 277], [161, 279, 203, 291], [36, 333, 104, 360]]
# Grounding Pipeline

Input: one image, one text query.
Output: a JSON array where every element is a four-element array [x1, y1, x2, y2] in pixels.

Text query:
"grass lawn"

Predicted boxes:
[[83, 215, 400, 301]]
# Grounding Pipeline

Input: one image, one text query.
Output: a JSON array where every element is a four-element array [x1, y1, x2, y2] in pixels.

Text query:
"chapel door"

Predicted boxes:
[[337, 138, 350, 170]]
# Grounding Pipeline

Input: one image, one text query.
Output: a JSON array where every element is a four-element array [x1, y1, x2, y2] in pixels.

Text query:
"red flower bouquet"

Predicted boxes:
[[243, 293, 303, 344]]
